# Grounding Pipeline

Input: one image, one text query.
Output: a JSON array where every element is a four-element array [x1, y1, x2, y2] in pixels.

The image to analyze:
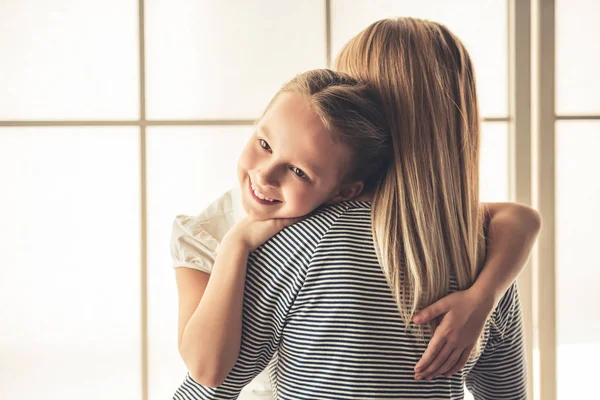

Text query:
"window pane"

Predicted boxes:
[[331, 0, 508, 118], [146, 126, 273, 399], [556, 122, 600, 399], [556, 0, 600, 115], [480, 122, 509, 202], [145, 0, 326, 120], [0, 1, 139, 120], [0, 127, 141, 399]]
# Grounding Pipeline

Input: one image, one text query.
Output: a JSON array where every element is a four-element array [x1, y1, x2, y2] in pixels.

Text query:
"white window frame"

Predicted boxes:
[[5, 1, 596, 399]]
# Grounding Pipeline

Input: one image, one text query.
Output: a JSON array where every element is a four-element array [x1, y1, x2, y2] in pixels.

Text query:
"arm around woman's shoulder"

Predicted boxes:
[[170, 189, 243, 385], [412, 202, 540, 379], [483, 202, 542, 245], [477, 202, 541, 303]]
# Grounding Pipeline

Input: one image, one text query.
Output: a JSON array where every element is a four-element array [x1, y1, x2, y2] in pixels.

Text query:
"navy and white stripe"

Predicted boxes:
[[173, 201, 527, 399]]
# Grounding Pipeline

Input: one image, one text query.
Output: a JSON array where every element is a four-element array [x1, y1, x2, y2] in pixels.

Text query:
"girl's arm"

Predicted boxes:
[[177, 237, 249, 387], [412, 202, 541, 380], [176, 216, 299, 387], [472, 202, 542, 302]]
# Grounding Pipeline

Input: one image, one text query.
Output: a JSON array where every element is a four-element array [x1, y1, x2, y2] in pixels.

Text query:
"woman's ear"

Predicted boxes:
[[326, 181, 364, 204]]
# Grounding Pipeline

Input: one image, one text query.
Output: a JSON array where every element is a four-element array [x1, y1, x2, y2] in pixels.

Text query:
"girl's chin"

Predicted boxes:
[[243, 199, 280, 218], [245, 204, 300, 220]]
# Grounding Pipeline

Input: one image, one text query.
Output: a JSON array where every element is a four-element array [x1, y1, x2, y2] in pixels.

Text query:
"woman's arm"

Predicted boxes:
[[413, 202, 541, 380]]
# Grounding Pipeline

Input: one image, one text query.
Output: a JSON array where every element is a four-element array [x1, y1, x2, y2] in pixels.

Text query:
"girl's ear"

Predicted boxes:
[[326, 181, 364, 204]]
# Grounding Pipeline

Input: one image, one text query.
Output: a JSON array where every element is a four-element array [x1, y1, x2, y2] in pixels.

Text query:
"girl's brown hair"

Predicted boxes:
[[265, 69, 391, 188]]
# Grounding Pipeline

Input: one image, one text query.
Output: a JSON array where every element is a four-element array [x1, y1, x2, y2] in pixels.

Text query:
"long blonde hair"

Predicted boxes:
[[335, 18, 487, 341]]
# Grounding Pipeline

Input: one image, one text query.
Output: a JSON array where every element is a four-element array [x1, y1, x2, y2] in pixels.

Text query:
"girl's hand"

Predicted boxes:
[[412, 288, 495, 381], [224, 216, 303, 252]]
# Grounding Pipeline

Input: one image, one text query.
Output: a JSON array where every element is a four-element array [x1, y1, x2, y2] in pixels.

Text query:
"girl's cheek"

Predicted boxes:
[[286, 187, 317, 214], [239, 143, 258, 170]]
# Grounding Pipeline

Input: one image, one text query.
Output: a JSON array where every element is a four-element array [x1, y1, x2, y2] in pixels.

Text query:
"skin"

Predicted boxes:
[[237, 91, 362, 221], [176, 91, 542, 387]]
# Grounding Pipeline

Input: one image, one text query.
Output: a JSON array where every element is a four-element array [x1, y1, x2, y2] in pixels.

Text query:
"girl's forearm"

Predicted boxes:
[[179, 240, 249, 387], [472, 203, 542, 305]]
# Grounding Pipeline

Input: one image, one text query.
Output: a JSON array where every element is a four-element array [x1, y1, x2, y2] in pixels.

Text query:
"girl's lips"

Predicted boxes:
[[248, 178, 281, 206]]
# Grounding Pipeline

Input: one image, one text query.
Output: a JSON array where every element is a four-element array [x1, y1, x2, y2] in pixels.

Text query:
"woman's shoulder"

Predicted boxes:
[[313, 200, 371, 218], [292, 200, 371, 230], [268, 200, 372, 249]]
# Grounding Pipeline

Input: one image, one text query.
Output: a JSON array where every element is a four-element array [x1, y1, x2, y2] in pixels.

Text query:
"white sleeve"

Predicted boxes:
[[169, 214, 220, 274], [170, 188, 243, 274]]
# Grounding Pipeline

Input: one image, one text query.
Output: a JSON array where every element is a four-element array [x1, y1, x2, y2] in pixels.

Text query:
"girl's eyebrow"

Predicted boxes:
[[257, 125, 271, 139]]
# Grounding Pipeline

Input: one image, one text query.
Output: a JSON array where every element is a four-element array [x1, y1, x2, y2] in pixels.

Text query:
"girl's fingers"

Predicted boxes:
[[444, 348, 472, 377], [269, 217, 302, 230], [427, 348, 463, 379], [415, 342, 451, 380], [415, 329, 447, 373], [282, 217, 303, 226], [413, 298, 449, 325], [260, 218, 303, 242]]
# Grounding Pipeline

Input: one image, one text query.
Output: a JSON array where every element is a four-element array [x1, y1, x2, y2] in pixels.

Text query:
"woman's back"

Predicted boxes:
[[173, 201, 526, 400]]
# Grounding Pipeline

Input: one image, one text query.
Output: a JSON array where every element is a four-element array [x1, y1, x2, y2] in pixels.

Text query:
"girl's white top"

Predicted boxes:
[[170, 187, 245, 273]]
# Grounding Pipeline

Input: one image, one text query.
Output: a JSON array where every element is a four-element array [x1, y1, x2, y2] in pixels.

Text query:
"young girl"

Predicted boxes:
[[174, 69, 390, 387], [172, 20, 540, 394]]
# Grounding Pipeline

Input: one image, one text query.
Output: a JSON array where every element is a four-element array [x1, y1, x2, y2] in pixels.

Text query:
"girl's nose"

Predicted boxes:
[[255, 164, 279, 188]]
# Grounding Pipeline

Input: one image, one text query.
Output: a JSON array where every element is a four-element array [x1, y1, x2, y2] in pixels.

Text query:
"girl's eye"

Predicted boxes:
[[291, 167, 307, 179], [259, 139, 271, 151]]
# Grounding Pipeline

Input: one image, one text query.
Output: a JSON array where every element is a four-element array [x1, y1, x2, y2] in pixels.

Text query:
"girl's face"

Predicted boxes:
[[237, 92, 363, 220]]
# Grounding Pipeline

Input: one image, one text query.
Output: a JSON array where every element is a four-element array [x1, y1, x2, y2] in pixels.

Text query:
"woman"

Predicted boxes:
[[172, 18, 539, 399]]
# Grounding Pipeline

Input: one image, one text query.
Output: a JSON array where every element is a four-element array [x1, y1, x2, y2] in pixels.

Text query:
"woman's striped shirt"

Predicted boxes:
[[173, 201, 527, 400]]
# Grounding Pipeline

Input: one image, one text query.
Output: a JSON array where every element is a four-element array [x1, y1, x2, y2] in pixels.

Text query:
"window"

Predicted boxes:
[[2, 1, 596, 399]]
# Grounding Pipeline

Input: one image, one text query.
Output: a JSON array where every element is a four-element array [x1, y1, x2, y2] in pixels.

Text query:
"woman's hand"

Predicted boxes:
[[224, 216, 302, 252], [412, 288, 495, 381]]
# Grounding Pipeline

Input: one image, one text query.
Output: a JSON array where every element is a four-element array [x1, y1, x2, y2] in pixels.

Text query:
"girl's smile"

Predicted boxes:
[[247, 177, 281, 206]]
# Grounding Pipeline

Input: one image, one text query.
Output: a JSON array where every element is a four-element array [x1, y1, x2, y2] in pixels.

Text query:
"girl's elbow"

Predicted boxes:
[[188, 367, 226, 388], [500, 203, 542, 235], [182, 352, 233, 388], [179, 342, 239, 388], [532, 210, 542, 233], [519, 205, 542, 234]]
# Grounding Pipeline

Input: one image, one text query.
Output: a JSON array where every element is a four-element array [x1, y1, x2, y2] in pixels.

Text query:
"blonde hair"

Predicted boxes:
[[335, 18, 487, 347], [264, 69, 391, 186]]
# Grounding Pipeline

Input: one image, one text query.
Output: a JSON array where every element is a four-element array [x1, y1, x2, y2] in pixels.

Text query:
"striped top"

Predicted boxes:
[[173, 201, 527, 400]]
